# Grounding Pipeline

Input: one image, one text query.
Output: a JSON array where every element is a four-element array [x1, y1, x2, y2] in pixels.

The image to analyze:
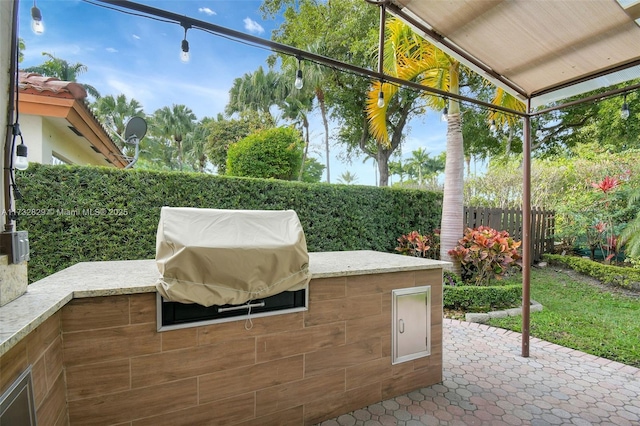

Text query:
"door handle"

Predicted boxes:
[[399, 319, 405, 334]]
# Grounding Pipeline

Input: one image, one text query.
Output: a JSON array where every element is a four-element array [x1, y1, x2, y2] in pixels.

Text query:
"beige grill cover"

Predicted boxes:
[[155, 207, 310, 307]]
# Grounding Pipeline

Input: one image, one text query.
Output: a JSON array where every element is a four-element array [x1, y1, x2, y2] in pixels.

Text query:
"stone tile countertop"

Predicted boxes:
[[0, 250, 448, 356]]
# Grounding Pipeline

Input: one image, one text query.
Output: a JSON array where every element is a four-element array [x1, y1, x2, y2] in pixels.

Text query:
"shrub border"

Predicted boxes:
[[543, 254, 640, 291]]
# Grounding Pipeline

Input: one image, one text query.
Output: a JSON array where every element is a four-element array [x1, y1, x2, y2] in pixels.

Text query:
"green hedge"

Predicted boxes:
[[443, 284, 522, 311], [16, 164, 442, 282], [543, 254, 640, 291]]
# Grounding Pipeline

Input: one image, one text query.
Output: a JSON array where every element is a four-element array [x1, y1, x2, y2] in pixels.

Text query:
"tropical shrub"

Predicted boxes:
[[544, 254, 640, 291], [395, 229, 439, 259], [226, 127, 303, 180], [448, 226, 522, 285]]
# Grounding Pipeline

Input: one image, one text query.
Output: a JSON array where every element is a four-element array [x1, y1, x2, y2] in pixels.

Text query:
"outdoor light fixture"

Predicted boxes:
[[490, 119, 497, 133], [15, 142, 28, 171], [31, 0, 44, 35], [294, 58, 303, 90], [621, 94, 630, 119], [441, 106, 448, 122], [180, 24, 190, 63], [377, 88, 385, 108]]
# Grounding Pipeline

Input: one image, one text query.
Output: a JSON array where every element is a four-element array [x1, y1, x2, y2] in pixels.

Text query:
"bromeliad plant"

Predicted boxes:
[[448, 226, 522, 286]]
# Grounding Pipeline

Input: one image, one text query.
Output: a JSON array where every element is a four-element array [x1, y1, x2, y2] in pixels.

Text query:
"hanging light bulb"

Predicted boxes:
[[490, 119, 497, 133], [377, 90, 385, 108], [621, 94, 630, 120], [15, 142, 29, 171], [180, 25, 190, 63], [31, 1, 44, 35], [441, 106, 448, 122], [294, 58, 304, 90]]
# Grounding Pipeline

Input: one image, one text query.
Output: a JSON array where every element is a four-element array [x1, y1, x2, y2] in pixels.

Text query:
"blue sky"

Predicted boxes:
[[18, 0, 448, 185]]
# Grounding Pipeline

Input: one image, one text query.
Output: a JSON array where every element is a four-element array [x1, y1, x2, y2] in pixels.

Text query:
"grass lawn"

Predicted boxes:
[[486, 267, 640, 368]]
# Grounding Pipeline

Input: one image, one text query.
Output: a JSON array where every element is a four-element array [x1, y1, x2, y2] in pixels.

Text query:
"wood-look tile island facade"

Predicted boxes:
[[0, 251, 447, 425]]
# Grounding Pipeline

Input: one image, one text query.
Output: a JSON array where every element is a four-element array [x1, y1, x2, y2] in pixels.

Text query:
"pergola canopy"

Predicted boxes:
[[389, 0, 640, 108]]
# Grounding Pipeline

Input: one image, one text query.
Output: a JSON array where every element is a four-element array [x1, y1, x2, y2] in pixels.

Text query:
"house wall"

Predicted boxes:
[[20, 114, 106, 166], [62, 270, 443, 425], [0, 312, 69, 426], [0, 0, 13, 217]]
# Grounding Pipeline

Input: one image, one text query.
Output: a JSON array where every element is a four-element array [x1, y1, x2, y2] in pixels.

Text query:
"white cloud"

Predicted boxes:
[[198, 7, 216, 16], [243, 17, 264, 34], [132, 34, 141, 40], [106, 47, 118, 53]]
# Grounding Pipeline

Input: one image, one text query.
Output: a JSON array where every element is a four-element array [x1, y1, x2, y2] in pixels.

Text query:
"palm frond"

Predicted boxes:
[[365, 80, 399, 146]]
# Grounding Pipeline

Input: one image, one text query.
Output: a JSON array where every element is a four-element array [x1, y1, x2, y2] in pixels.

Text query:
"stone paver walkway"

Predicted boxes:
[[318, 319, 640, 426]]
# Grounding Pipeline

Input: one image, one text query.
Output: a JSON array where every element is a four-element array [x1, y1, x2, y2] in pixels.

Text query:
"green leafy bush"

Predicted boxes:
[[226, 127, 303, 180], [16, 164, 442, 282], [544, 254, 640, 291], [443, 284, 522, 312], [448, 226, 522, 285]]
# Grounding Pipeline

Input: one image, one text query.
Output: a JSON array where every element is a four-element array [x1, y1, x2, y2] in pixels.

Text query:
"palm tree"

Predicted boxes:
[[366, 17, 524, 272], [225, 66, 286, 121], [337, 171, 358, 185], [280, 93, 313, 181], [388, 159, 408, 183], [24, 52, 101, 99], [93, 94, 145, 153], [151, 104, 196, 171], [183, 119, 211, 173], [282, 43, 333, 183]]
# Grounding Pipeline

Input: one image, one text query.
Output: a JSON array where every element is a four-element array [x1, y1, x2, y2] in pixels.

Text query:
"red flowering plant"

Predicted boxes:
[[447, 226, 522, 286], [589, 175, 626, 263], [395, 230, 440, 259]]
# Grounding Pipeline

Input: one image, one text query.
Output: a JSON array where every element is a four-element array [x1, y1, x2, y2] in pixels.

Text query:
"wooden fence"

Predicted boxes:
[[463, 206, 555, 262]]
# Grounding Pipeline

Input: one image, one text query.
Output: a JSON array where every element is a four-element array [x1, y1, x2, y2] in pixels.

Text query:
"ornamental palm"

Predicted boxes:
[[151, 104, 196, 171], [24, 52, 101, 99], [225, 66, 286, 121], [93, 94, 145, 152], [366, 17, 524, 272]]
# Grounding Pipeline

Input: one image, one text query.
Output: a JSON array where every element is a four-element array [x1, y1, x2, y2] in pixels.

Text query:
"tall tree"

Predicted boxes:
[[264, 0, 392, 184], [279, 43, 333, 182], [93, 94, 145, 154], [366, 17, 524, 271], [205, 111, 274, 174], [151, 104, 196, 171], [24, 52, 100, 99], [183, 118, 211, 173], [225, 66, 286, 121]]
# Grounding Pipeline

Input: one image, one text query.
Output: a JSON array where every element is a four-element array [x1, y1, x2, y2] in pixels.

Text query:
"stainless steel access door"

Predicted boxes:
[[392, 286, 431, 364]]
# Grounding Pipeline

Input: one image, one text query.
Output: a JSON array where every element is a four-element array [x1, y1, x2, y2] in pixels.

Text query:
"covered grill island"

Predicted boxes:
[[0, 208, 447, 425]]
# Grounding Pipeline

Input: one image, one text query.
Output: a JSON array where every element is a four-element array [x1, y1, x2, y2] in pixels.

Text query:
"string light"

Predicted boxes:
[[377, 87, 385, 108], [441, 105, 448, 122], [180, 24, 190, 63], [31, 0, 44, 35], [621, 93, 630, 119], [15, 142, 29, 171], [294, 57, 303, 90]]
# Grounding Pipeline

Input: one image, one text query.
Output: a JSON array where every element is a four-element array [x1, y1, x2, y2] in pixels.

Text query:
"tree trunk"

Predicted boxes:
[[298, 118, 310, 181], [377, 152, 390, 187], [439, 112, 464, 274], [319, 97, 330, 184], [439, 62, 463, 274]]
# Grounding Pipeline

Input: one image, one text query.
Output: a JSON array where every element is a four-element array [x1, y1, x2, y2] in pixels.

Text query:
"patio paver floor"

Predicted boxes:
[[317, 319, 640, 426]]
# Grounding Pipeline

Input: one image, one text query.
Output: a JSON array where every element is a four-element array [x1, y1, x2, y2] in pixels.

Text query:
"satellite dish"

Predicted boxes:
[[124, 116, 147, 143], [122, 117, 147, 169]]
